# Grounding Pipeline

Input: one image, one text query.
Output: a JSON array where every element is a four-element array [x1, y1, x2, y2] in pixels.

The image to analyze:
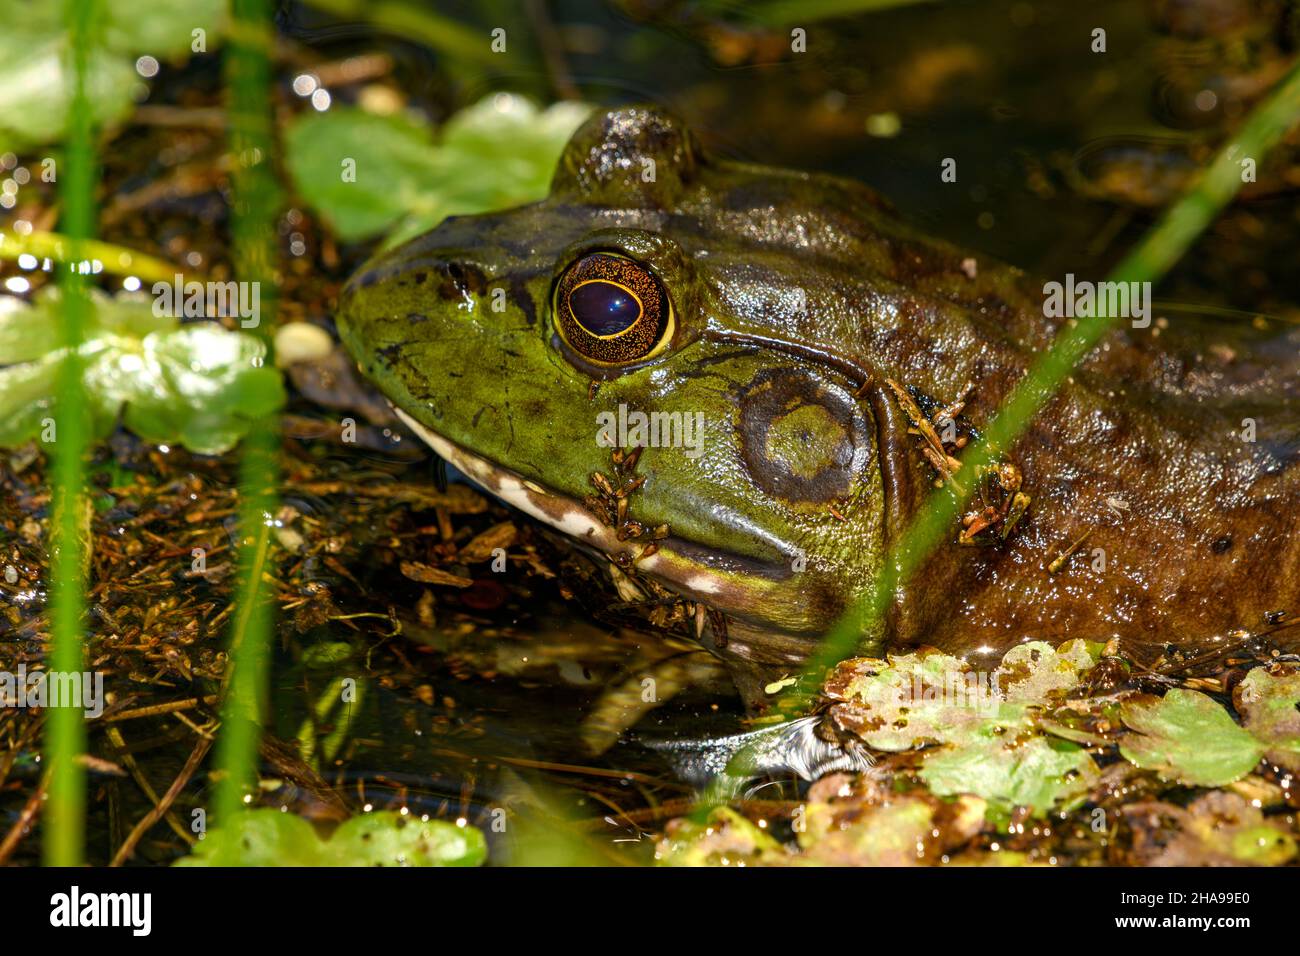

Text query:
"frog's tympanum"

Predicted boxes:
[[339, 107, 1299, 705]]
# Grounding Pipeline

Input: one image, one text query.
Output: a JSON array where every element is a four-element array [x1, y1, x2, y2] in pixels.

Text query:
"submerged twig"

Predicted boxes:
[[0, 774, 48, 866], [104, 725, 196, 847], [110, 735, 212, 866], [104, 695, 220, 723]]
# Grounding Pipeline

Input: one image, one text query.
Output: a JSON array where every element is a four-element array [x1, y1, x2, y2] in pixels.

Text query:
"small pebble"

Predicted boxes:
[[273, 321, 334, 367]]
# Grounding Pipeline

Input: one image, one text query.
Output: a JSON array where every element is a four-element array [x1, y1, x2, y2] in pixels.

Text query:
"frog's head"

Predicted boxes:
[[338, 106, 888, 665]]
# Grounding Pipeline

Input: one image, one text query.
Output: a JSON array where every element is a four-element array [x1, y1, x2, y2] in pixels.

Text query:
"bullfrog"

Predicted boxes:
[[337, 105, 1300, 712]]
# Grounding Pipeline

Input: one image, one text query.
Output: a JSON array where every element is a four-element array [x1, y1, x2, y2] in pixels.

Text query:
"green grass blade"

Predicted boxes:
[[725, 0, 937, 28], [301, 0, 502, 67], [212, 0, 282, 831], [42, 0, 100, 869]]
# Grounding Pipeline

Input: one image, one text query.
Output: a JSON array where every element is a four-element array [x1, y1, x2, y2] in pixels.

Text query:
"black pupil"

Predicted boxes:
[[569, 280, 641, 336]]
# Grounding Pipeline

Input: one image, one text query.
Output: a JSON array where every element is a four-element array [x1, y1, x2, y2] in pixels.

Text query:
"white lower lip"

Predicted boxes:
[[391, 405, 725, 597]]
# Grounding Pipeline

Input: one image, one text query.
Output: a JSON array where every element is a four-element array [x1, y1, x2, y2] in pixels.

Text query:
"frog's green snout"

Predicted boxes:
[[336, 241, 488, 376]]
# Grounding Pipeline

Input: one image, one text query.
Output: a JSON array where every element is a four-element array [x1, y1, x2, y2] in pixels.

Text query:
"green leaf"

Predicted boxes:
[[1230, 824, 1298, 865], [0, 0, 225, 151], [301, 641, 356, 669], [176, 809, 487, 867], [175, 809, 324, 867], [0, 294, 60, 363], [825, 651, 1029, 751], [792, 777, 991, 865], [328, 812, 487, 867], [1120, 689, 1263, 786], [99, 0, 227, 59], [698, 0, 935, 29], [921, 733, 1098, 819], [826, 640, 1102, 754], [799, 796, 938, 865], [0, 354, 59, 446], [0, 289, 284, 455], [824, 643, 1104, 819], [122, 324, 286, 455], [0, 33, 136, 152], [655, 807, 784, 866], [285, 95, 593, 244], [992, 639, 1101, 702], [285, 108, 439, 241], [1235, 666, 1300, 772]]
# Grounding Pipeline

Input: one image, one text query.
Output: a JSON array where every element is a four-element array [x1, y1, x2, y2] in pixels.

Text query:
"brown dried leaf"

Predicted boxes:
[[458, 521, 517, 563]]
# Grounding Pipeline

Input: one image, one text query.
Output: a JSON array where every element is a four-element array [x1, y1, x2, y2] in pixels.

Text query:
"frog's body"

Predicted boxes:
[[338, 107, 1300, 703]]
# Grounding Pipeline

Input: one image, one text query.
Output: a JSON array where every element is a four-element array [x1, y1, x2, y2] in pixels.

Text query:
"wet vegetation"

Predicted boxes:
[[1, 0, 1299, 866]]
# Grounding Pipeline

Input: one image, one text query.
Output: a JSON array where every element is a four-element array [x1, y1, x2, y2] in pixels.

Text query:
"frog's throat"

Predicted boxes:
[[392, 405, 745, 605]]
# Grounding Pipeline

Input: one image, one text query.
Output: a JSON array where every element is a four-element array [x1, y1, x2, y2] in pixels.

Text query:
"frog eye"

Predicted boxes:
[[554, 253, 673, 365]]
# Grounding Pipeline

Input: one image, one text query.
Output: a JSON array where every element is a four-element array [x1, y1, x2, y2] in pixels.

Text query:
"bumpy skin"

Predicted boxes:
[[337, 106, 1300, 688]]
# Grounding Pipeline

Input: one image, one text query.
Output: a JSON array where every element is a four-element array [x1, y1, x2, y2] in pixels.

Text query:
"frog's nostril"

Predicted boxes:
[[435, 260, 489, 301]]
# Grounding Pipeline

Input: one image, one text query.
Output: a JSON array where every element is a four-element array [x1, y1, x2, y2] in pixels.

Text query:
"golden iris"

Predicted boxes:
[[554, 253, 670, 364]]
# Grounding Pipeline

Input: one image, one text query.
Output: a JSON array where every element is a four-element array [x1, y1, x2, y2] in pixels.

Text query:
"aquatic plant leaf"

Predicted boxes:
[[825, 651, 1029, 751], [114, 324, 286, 455], [285, 108, 438, 242], [801, 797, 936, 865], [99, 0, 227, 60], [0, 354, 60, 447], [0, 35, 135, 152], [921, 733, 1098, 819], [286, 95, 592, 244], [655, 807, 785, 866], [176, 809, 486, 866], [825, 640, 1100, 754], [175, 809, 323, 867], [300, 641, 356, 669], [0, 294, 61, 363], [0, 290, 284, 454], [1234, 666, 1300, 772], [329, 812, 486, 867], [796, 774, 988, 865], [992, 639, 1101, 702], [1120, 689, 1263, 786], [435, 94, 594, 205], [1124, 792, 1297, 866], [822, 642, 1115, 821], [0, 0, 225, 151]]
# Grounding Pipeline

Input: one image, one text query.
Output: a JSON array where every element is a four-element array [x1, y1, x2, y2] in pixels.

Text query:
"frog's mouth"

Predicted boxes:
[[391, 406, 790, 622]]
